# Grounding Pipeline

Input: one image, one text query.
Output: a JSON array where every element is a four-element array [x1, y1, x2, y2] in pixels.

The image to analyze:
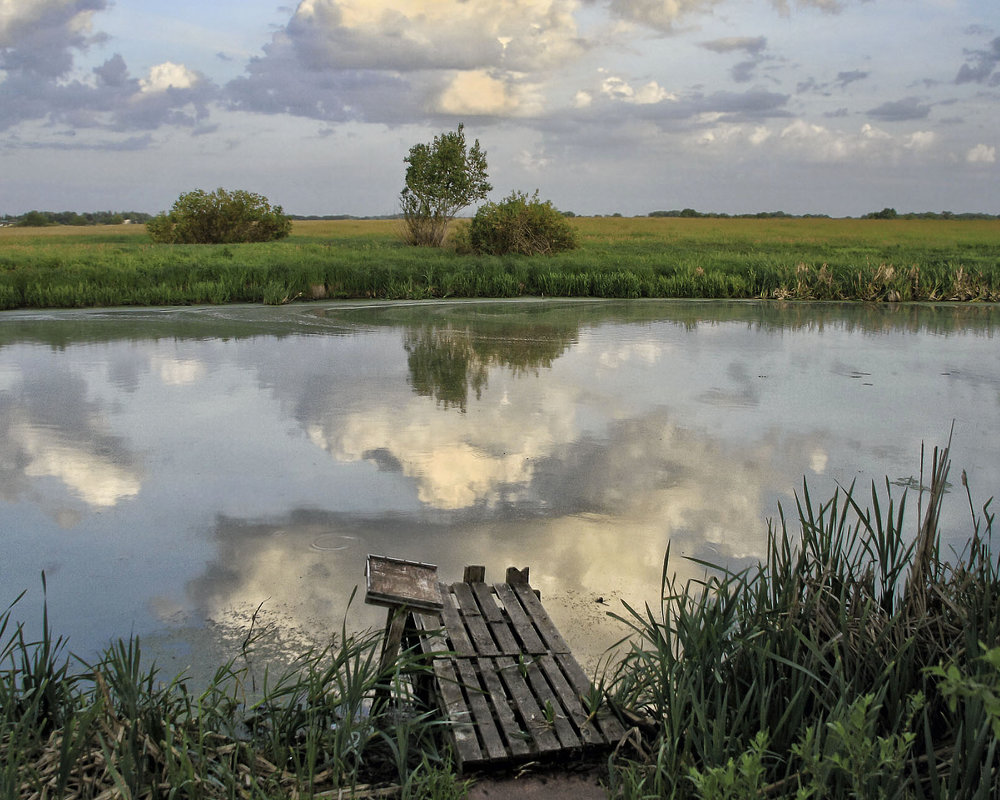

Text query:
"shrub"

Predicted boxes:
[[147, 188, 291, 244], [467, 191, 577, 256]]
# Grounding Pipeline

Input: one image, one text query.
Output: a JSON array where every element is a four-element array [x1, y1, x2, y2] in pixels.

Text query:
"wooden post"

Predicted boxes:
[[505, 566, 529, 585], [463, 565, 486, 583]]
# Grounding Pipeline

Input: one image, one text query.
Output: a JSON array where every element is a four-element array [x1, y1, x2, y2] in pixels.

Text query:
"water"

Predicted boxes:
[[1, 299, 997, 675]]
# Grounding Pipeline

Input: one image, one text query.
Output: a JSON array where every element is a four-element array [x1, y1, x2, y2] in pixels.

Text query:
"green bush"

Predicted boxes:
[[147, 188, 291, 244], [467, 191, 577, 256]]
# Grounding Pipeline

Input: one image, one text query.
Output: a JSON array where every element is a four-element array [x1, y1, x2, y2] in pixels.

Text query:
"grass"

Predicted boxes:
[[605, 442, 999, 799], [1, 217, 998, 309], [0, 591, 466, 799]]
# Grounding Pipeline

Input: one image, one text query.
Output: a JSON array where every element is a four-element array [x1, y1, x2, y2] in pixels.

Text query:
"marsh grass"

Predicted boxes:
[[605, 443, 999, 799], [0, 591, 464, 799], [1, 218, 998, 309]]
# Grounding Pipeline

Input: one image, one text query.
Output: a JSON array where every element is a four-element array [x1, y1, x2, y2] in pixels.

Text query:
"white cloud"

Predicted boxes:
[[12, 421, 141, 509], [287, 0, 584, 73], [966, 143, 996, 164], [905, 131, 936, 151], [140, 62, 199, 93], [436, 70, 540, 116], [601, 76, 676, 104]]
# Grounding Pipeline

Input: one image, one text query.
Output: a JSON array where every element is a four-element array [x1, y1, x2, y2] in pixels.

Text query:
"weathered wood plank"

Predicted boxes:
[[521, 656, 580, 750], [494, 656, 561, 754], [471, 583, 521, 654], [510, 582, 571, 654], [433, 659, 482, 767], [411, 611, 448, 656], [451, 582, 499, 657], [438, 584, 475, 656], [476, 657, 531, 758], [493, 582, 546, 654], [555, 653, 626, 742], [454, 658, 508, 762], [538, 654, 602, 747]]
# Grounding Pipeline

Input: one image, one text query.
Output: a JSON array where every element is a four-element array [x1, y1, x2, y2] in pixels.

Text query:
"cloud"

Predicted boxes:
[[955, 36, 1000, 85], [607, 0, 723, 32], [0, 0, 108, 77], [282, 0, 583, 73], [0, 1, 216, 136], [966, 143, 996, 164], [867, 96, 932, 122], [226, 0, 586, 124], [436, 70, 542, 117], [140, 62, 200, 93], [701, 36, 768, 55], [601, 76, 677, 104], [834, 69, 868, 88]]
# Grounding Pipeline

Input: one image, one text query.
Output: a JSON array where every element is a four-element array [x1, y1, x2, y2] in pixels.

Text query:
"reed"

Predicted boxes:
[[606, 443, 999, 799], [0, 590, 465, 799]]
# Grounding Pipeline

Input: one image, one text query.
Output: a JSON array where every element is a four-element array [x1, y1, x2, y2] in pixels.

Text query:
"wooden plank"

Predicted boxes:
[[451, 582, 499, 656], [365, 555, 442, 611], [471, 583, 520, 654], [433, 659, 482, 767], [437, 584, 475, 656], [411, 611, 448, 656], [494, 656, 561, 754], [555, 653, 626, 742], [537, 654, 602, 747], [522, 657, 581, 750], [476, 657, 531, 758], [454, 658, 508, 762], [493, 582, 546, 654], [510, 582, 571, 654]]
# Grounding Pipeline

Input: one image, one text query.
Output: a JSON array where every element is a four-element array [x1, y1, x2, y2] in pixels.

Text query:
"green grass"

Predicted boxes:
[[0, 217, 998, 309]]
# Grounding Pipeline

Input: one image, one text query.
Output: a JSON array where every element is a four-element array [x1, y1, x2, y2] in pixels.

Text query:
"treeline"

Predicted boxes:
[[649, 207, 999, 220], [2, 210, 153, 227]]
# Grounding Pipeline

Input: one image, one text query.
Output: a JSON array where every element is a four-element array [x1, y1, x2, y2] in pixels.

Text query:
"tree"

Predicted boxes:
[[400, 124, 491, 247], [147, 188, 291, 244]]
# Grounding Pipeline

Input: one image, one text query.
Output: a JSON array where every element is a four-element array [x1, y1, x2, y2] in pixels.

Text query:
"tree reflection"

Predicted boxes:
[[403, 320, 577, 411]]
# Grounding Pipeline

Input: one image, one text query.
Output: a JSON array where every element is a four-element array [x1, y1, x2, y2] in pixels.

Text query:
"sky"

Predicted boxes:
[[0, 0, 997, 217]]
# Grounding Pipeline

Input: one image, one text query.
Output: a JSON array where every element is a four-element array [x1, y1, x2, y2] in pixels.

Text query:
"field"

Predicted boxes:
[[0, 217, 998, 309]]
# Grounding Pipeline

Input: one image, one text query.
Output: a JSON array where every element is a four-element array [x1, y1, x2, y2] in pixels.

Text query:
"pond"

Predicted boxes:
[[1, 299, 997, 677]]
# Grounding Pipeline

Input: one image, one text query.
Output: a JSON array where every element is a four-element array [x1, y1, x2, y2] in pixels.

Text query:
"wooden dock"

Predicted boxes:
[[372, 563, 626, 771]]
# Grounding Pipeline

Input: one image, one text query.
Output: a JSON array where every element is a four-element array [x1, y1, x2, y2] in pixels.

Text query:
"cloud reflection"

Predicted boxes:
[[0, 369, 142, 512]]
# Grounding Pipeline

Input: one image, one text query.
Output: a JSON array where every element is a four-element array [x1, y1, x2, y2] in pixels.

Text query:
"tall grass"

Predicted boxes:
[[0, 590, 464, 799], [606, 443, 999, 798], [1, 218, 998, 309]]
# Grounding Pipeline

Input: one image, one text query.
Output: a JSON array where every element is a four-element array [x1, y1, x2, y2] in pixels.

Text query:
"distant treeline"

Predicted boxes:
[[2, 210, 153, 227], [648, 207, 999, 220]]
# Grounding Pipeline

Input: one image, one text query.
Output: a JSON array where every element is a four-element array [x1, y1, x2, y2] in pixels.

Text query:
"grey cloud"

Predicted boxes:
[[0, 0, 109, 78], [701, 36, 768, 55], [867, 96, 931, 121], [731, 61, 758, 83], [955, 37, 1000, 85], [0, 4, 219, 137], [835, 70, 868, 88]]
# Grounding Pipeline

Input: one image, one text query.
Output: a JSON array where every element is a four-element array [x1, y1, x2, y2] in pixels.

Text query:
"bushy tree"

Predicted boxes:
[[465, 190, 577, 256], [147, 188, 291, 244], [400, 124, 491, 247]]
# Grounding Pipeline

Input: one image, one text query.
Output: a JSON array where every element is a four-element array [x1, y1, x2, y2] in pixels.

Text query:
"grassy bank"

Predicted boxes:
[[2, 447, 997, 798], [1, 218, 998, 309]]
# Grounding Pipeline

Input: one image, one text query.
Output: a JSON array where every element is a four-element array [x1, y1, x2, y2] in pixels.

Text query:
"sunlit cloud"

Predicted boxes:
[[966, 143, 996, 164]]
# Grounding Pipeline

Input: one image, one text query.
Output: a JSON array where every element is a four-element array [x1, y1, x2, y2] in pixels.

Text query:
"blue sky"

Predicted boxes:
[[1, 0, 997, 217]]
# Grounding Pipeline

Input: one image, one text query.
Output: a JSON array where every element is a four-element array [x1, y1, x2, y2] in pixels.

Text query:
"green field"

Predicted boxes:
[[1, 217, 998, 309]]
